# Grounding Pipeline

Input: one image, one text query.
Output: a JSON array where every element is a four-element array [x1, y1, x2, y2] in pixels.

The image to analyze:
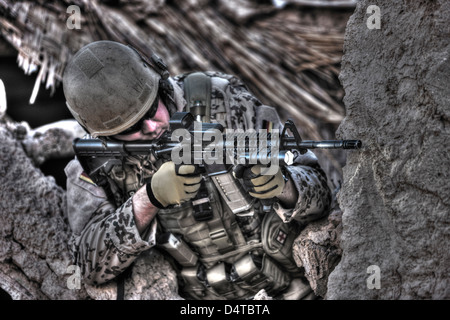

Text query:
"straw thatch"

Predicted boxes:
[[0, 0, 355, 141]]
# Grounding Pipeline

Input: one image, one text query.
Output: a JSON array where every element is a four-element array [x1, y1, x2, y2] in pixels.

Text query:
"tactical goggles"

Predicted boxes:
[[117, 96, 159, 135]]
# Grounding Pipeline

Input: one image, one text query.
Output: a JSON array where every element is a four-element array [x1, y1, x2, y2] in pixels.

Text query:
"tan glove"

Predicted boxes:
[[146, 161, 202, 208], [242, 164, 286, 199]]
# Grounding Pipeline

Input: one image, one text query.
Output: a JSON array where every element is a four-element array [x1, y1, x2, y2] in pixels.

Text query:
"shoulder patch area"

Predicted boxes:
[[79, 172, 96, 185], [65, 158, 107, 199]]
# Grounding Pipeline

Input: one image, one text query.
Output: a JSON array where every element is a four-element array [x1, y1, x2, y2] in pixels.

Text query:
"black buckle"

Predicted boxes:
[[192, 182, 213, 221]]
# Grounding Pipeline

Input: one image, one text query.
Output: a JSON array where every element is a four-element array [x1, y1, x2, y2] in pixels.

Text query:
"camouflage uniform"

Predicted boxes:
[[65, 71, 331, 299]]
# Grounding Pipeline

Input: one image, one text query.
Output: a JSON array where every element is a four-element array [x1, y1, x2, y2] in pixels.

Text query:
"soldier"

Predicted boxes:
[[63, 40, 331, 300]]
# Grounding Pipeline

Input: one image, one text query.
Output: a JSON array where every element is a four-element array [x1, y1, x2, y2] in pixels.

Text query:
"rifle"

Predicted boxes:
[[73, 112, 361, 214]]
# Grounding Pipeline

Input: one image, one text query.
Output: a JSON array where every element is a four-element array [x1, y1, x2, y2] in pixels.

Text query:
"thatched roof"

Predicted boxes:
[[0, 0, 356, 141]]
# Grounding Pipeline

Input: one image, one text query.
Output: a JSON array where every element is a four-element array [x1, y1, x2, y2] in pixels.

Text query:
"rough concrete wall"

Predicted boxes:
[[293, 208, 343, 298], [0, 124, 86, 300], [327, 0, 449, 299], [0, 121, 181, 300]]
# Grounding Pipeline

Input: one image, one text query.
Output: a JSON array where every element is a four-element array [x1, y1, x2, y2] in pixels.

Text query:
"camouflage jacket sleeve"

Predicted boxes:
[[64, 159, 157, 285], [276, 150, 331, 224], [252, 106, 332, 224]]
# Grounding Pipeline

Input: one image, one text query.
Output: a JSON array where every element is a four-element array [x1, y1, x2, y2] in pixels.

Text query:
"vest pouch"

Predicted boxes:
[[232, 253, 267, 291], [233, 253, 290, 295], [157, 232, 198, 267], [261, 210, 302, 274], [180, 266, 207, 300], [205, 262, 239, 299]]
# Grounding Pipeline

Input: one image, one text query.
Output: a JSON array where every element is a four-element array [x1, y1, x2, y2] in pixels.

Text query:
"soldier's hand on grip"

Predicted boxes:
[[242, 164, 286, 199], [146, 161, 202, 208]]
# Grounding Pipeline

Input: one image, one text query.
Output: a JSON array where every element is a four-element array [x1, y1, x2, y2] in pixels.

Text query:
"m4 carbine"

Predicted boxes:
[[73, 112, 361, 214]]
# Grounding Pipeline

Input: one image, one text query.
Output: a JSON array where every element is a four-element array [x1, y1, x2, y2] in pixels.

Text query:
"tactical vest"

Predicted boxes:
[[105, 72, 303, 299]]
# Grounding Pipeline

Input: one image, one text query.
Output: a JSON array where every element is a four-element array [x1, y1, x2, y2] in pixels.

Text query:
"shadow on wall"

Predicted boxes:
[[0, 55, 74, 189]]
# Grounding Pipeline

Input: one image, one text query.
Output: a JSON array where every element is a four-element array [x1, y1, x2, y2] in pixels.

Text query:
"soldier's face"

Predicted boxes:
[[114, 99, 170, 141]]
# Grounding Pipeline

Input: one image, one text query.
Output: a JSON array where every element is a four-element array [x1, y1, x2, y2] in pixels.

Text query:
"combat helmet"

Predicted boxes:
[[63, 40, 172, 137]]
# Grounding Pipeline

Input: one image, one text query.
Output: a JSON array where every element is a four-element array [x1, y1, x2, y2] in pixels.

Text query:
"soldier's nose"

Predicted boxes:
[[142, 119, 157, 134]]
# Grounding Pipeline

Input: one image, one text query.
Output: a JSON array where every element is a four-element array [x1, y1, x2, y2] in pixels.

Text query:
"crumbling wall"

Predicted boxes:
[[0, 120, 181, 300], [327, 0, 449, 299], [0, 123, 85, 299], [293, 208, 343, 298]]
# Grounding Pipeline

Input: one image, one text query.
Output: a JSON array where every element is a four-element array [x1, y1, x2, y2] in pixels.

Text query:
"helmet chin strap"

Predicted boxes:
[[149, 53, 170, 80], [158, 78, 177, 116], [126, 44, 177, 116], [148, 52, 177, 116]]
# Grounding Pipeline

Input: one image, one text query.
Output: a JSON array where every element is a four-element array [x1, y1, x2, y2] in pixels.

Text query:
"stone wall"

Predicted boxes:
[[0, 121, 181, 300], [0, 123, 85, 299], [327, 0, 449, 299]]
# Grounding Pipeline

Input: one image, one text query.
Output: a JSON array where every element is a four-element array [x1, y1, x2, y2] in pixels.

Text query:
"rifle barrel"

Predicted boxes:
[[284, 139, 362, 150], [73, 138, 362, 158]]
